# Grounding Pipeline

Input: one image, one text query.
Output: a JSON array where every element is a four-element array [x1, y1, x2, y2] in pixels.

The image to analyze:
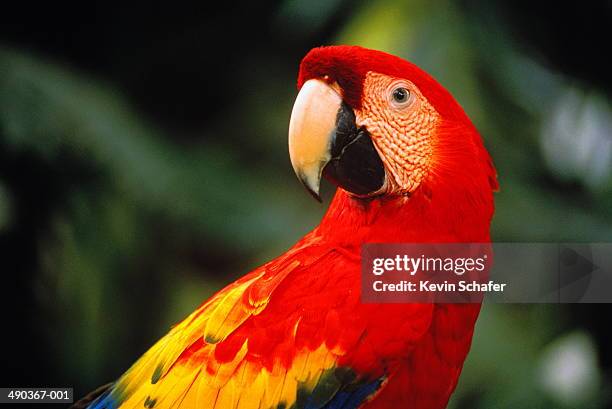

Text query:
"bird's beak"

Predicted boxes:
[[288, 79, 385, 201], [288, 79, 340, 201]]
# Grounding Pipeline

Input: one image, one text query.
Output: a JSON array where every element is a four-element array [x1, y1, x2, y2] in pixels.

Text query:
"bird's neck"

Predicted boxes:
[[315, 185, 493, 248]]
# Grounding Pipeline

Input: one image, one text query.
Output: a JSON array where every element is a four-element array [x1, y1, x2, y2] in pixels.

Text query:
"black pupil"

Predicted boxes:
[[393, 88, 408, 102]]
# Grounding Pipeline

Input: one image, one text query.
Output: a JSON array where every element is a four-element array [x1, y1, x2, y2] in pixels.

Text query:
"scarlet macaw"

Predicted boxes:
[[75, 45, 497, 409]]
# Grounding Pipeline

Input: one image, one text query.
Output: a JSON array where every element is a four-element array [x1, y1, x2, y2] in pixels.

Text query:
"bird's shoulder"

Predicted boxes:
[[84, 240, 419, 409]]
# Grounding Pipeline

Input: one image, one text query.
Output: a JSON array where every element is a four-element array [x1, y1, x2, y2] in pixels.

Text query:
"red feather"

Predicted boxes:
[[78, 46, 497, 409]]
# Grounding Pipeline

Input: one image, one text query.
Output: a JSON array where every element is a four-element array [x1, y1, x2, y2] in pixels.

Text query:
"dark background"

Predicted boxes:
[[1, 1, 611, 408]]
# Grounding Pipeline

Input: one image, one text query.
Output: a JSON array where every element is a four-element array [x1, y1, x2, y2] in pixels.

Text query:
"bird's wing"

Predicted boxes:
[[83, 242, 433, 409]]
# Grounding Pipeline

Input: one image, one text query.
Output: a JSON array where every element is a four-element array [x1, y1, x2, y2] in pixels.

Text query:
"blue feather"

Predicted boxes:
[[87, 390, 118, 409], [321, 378, 383, 409]]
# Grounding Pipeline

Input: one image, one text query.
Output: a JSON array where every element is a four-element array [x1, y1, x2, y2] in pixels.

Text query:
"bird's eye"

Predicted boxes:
[[392, 87, 409, 103], [388, 86, 413, 110]]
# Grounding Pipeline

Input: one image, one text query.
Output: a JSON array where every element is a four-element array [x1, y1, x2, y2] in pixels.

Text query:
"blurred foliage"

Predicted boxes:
[[0, 1, 610, 408], [0, 46, 324, 387]]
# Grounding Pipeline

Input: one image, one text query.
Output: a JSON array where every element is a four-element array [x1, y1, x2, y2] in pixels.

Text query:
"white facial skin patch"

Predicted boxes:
[[355, 72, 440, 195]]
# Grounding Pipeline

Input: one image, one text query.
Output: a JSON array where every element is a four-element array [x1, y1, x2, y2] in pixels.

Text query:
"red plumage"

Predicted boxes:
[[79, 46, 497, 409], [293, 46, 498, 407]]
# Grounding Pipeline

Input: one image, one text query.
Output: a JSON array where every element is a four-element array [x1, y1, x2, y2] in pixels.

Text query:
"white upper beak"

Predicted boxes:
[[288, 79, 343, 200]]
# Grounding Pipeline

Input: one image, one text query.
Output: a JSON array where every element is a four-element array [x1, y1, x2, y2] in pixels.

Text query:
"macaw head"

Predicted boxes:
[[289, 45, 497, 206]]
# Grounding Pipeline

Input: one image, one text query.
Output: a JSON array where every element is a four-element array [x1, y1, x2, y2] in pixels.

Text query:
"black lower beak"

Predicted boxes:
[[323, 102, 386, 196]]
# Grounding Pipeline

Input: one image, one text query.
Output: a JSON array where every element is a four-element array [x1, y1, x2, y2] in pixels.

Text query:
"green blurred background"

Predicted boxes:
[[1, 1, 611, 408]]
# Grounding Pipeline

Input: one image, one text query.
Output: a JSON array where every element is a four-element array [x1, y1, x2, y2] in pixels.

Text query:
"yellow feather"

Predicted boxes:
[[111, 260, 343, 409], [203, 274, 263, 344]]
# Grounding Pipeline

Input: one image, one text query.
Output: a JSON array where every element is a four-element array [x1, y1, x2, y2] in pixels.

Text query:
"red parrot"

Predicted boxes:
[[76, 45, 497, 409]]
